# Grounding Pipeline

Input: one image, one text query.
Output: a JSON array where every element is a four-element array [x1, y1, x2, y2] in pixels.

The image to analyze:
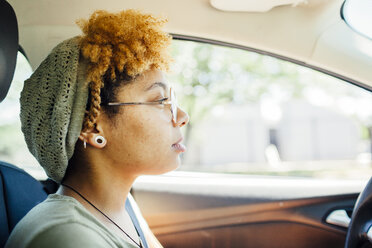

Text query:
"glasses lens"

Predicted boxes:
[[170, 88, 177, 122]]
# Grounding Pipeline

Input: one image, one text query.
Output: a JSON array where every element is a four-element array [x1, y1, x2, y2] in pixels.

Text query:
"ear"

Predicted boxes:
[[79, 123, 107, 149]]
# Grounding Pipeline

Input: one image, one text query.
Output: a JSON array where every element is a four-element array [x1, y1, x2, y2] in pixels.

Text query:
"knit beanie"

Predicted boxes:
[[20, 37, 89, 183]]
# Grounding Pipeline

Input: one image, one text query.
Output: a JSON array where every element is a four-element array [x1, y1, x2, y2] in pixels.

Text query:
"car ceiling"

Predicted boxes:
[[8, 0, 372, 89]]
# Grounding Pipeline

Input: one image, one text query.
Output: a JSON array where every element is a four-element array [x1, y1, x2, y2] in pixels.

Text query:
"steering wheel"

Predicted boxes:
[[345, 177, 372, 248]]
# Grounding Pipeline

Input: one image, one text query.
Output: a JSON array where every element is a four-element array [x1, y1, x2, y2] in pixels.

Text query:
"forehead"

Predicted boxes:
[[132, 68, 169, 92], [115, 68, 169, 100]]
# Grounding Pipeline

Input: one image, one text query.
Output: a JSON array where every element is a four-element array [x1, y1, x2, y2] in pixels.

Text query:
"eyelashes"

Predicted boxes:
[[156, 97, 168, 103]]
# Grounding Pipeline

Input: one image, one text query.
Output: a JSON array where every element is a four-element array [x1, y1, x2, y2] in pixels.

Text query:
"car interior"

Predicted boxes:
[[0, 3, 50, 247], [1, 0, 372, 247]]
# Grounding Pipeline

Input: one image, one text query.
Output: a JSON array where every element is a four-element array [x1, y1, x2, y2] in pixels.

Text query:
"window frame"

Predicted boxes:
[[171, 34, 372, 94]]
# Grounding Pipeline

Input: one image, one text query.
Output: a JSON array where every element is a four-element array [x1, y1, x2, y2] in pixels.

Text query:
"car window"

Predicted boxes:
[[0, 52, 47, 179], [2, 41, 372, 181], [169, 39, 372, 180]]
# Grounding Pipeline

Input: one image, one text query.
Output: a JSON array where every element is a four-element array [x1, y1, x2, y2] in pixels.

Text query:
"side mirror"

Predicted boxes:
[[342, 0, 372, 41]]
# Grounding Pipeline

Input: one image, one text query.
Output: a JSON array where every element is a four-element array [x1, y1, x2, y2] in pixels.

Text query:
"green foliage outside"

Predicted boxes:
[[168, 40, 372, 147]]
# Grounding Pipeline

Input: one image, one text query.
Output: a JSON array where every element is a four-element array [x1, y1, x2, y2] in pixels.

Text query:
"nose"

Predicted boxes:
[[174, 107, 189, 127]]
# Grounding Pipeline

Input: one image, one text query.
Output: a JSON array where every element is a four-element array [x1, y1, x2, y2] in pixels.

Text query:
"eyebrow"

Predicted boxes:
[[145, 82, 168, 92]]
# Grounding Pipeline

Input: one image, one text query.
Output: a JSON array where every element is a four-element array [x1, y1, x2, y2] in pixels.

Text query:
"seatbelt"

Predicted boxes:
[[125, 194, 149, 248]]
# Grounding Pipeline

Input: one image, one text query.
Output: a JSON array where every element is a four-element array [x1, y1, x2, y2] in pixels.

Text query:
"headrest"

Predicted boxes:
[[0, 1, 18, 103]]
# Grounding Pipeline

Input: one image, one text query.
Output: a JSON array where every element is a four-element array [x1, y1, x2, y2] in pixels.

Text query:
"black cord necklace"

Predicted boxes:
[[61, 183, 142, 248]]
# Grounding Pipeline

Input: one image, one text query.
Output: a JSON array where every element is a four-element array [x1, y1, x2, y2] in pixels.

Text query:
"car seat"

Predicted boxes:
[[0, 2, 52, 246], [0, 162, 49, 247], [0, 0, 18, 103]]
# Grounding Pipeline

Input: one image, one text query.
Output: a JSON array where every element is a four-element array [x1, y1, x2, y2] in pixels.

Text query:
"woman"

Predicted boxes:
[[5, 9, 188, 248]]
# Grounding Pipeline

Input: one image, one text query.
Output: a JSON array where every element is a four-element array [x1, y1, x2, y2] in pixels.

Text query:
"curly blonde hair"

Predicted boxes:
[[77, 9, 172, 130]]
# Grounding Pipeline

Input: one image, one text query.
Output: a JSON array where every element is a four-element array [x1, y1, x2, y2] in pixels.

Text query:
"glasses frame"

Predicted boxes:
[[106, 87, 178, 123]]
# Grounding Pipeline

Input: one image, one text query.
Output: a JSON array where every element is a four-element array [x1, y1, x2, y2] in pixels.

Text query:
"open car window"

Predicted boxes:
[[169, 39, 372, 180], [1, 40, 372, 181]]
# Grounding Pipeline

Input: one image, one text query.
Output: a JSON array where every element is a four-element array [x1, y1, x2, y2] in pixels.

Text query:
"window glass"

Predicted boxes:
[[169, 39, 372, 180], [0, 52, 47, 179]]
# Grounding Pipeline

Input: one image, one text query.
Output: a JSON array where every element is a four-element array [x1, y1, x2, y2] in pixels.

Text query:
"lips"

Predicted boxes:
[[173, 137, 183, 145], [172, 137, 186, 153]]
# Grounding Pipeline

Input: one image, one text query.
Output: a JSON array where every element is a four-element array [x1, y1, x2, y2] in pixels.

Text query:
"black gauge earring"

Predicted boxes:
[[95, 136, 105, 145]]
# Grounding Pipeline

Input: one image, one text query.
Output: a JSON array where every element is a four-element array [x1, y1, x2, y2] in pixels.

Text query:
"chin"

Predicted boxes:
[[147, 158, 180, 175]]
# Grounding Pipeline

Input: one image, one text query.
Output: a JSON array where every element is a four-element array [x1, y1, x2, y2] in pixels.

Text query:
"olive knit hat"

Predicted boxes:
[[20, 37, 89, 183]]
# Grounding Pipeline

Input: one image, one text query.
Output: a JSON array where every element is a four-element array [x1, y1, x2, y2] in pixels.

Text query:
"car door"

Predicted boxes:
[[131, 37, 372, 248]]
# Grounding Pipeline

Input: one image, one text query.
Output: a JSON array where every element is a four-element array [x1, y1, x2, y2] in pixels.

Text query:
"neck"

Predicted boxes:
[[57, 154, 137, 216]]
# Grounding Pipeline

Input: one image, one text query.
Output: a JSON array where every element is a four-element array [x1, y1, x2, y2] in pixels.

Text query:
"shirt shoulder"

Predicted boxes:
[[5, 194, 136, 248], [27, 222, 115, 248]]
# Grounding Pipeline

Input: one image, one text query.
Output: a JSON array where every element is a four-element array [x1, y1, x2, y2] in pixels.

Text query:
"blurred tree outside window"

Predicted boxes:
[[169, 39, 372, 179]]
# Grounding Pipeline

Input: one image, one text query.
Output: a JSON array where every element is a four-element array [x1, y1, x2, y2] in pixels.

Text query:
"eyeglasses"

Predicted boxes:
[[106, 87, 178, 123]]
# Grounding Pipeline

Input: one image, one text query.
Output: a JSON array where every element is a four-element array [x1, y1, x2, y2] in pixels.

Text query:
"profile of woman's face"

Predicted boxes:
[[99, 68, 189, 176]]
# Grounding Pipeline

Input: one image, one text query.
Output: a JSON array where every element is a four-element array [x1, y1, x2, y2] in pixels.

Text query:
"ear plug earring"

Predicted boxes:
[[95, 135, 105, 145]]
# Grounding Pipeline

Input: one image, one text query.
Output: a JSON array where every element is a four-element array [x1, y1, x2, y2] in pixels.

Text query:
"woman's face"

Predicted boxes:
[[99, 68, 189, 176]]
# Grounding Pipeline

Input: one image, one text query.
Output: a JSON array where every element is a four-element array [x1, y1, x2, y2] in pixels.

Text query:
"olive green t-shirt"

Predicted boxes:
[[5, 194, 138, 248]]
